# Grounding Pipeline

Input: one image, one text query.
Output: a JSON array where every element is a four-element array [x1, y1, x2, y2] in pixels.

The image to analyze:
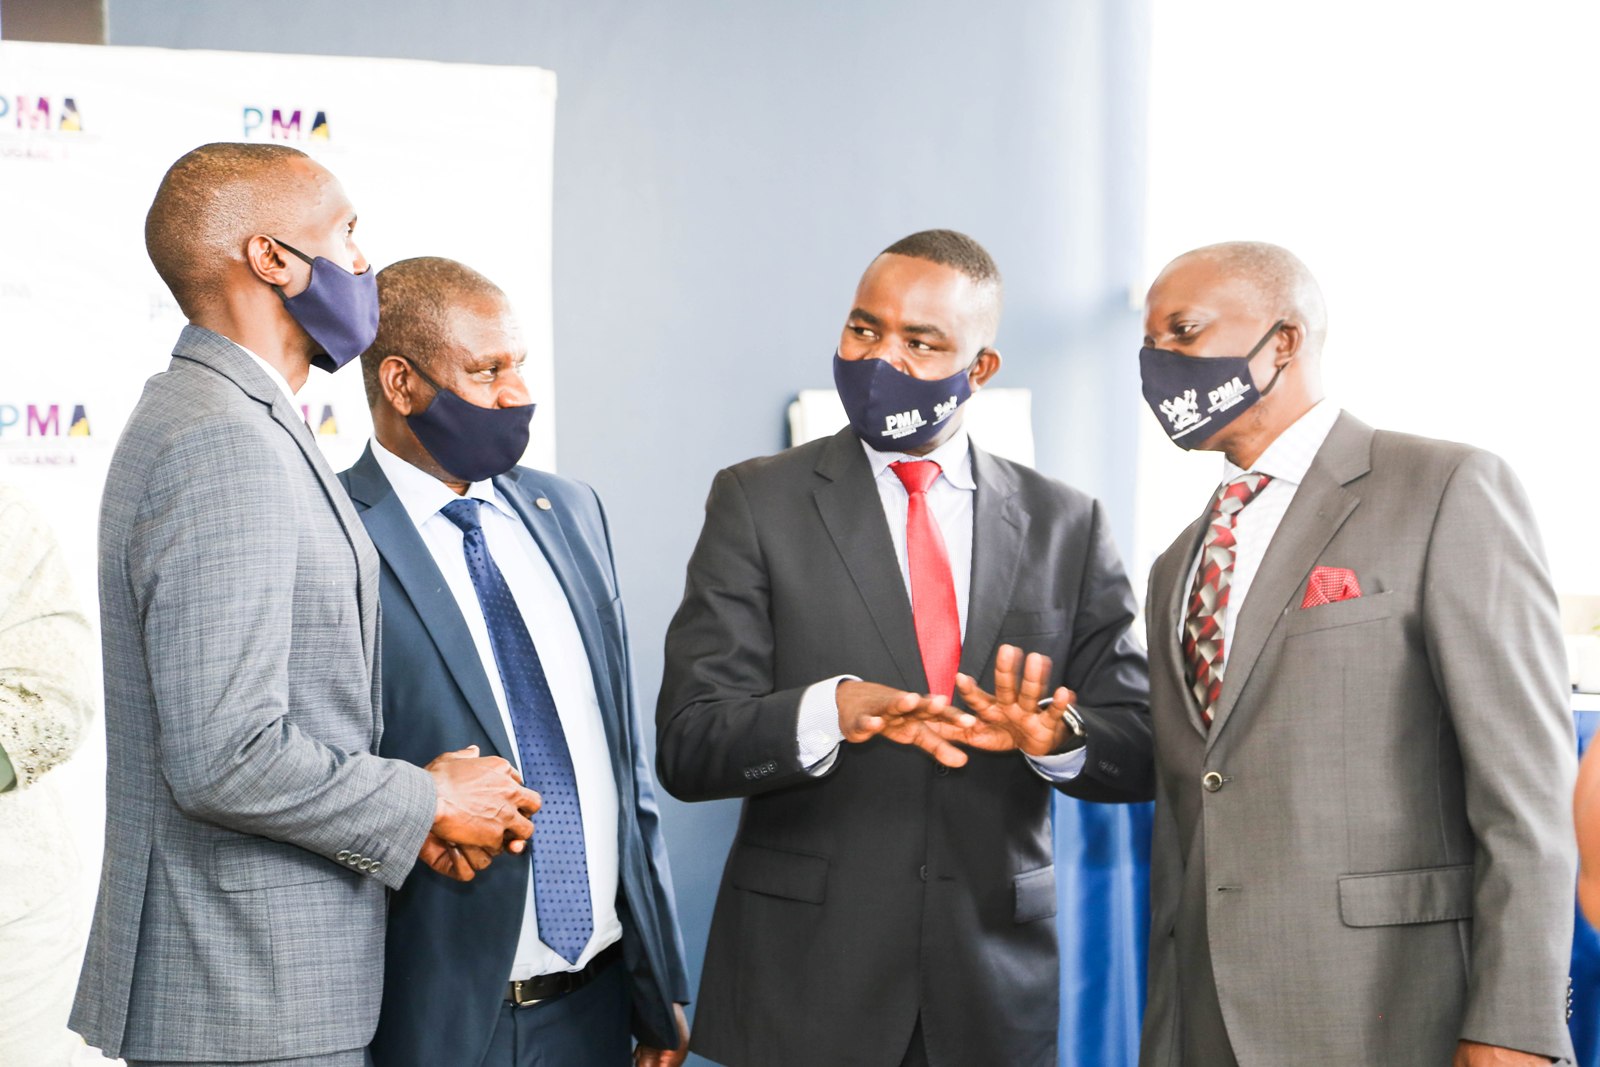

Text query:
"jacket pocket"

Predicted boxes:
[[1014, 864, 1057, 923], [1337, 863, 1474, 927], [731, 842, 829, 904], [1283, 590, 1399, 637], [998, 608, 1070, 643], [213, 837, 350, 892]]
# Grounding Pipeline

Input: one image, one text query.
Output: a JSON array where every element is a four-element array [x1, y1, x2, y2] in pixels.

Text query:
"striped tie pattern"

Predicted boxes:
[[1182, 473, 1272, 726]]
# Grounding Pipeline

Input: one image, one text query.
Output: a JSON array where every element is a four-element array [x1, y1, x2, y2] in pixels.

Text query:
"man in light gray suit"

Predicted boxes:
[[71, 143, 541, 1067], [1132, 241, 1576, 1065]]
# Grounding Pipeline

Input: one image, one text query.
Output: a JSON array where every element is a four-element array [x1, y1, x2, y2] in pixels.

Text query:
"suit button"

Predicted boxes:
[[935, 765, 949, 777], [337, 850, 351, 861], [358, 859, 375, 872], [919, 865, 928, 882], [1202, 771, 1224, 793], [371, 860, 383, 873]]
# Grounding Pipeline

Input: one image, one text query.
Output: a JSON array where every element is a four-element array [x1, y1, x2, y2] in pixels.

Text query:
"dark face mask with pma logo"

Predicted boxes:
[[1139, 319, 1287, 449], [833, 351, 975, 452]]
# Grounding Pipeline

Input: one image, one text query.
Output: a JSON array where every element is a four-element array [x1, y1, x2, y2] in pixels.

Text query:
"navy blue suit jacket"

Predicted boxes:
[[339, 446, 690, 1067]]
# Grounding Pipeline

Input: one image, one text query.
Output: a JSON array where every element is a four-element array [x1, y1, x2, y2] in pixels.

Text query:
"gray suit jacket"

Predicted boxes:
[[72, 326, 437, 1062], [657, 427, 1151, 1067], [1139, 412, 1577, 1066]]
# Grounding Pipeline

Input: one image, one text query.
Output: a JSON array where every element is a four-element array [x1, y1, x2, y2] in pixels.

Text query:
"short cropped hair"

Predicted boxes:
[[145, 142, 313, 317], [881, 228, 1003, 290], [360, 257, 509, 408]]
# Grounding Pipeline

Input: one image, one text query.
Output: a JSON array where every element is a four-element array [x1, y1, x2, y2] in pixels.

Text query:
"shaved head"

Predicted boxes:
[[1164, 241, 1328, 354], [145, 142, 327, 317], [361, 257, 511, 407]]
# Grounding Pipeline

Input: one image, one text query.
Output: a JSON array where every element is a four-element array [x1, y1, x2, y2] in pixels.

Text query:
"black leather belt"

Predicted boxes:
[[505, 942, 621, 1006]]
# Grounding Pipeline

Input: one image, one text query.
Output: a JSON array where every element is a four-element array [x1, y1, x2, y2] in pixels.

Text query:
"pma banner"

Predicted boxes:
[[0, 40, 558, 605]]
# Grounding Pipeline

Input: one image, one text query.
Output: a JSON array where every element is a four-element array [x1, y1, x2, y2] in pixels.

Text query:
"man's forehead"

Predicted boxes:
[[445, 299, 523, 356], [1147, 258, 1265, 317], [855, 254, 985, 320]]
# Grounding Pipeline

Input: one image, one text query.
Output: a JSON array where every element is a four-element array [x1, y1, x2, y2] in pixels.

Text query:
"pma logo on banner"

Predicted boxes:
[[0, 403, 91, 438], [0, 94, 85, 133], [243, 107, 330, 142]]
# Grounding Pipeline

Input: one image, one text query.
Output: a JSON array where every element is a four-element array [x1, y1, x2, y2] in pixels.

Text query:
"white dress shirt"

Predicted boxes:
[[795, 429, 1084, 779], [1177, 399, 1342, 644], [238, 345, 300, 405], [371, 439, 622, 980]]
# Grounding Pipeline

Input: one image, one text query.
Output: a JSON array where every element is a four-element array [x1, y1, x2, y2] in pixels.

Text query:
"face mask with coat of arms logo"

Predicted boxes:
[[1139, 319, 1286, 449], [833, 351, 976, 452]]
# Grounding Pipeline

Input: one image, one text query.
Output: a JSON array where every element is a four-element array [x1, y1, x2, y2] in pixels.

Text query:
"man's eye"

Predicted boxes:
[[909, 340, 932, 351], [849, 325, 876, 339]]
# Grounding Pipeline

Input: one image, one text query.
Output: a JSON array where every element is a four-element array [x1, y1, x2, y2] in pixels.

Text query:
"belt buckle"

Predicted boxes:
[[508, 979, 545, 1007]]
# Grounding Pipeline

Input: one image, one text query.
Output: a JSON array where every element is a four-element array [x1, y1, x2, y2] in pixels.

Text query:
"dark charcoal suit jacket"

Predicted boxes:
[[656, 427, 1152, 1067]]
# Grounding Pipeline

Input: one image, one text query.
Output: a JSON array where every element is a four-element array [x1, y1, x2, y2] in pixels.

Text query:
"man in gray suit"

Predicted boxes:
[[657, 229, 1151, 1067], [72, 143, 541, 1067], [1131, 241, 1575, 1065]]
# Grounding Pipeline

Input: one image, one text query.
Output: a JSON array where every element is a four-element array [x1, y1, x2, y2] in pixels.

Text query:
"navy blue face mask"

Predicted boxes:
[[833, 351, 976, 452], [272, 237, 379, 373], [403, 359, 535, 483], [1139, 320, 1287, 449]]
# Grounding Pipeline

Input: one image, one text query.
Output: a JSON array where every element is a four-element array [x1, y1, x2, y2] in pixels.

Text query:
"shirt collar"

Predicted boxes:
[[232, 342, 300, 407], [370, 436, 511, 529], [859, 428, 976, 491], [1222, 398, 1341, 487]]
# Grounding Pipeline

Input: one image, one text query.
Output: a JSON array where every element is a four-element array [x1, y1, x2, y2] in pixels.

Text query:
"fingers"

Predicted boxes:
[[513, 785, 543, 815], [954, 673, 996, 714], [993, 644, 1020, 706], [909, 723, 970, 768], [1016, 651, 1054, 708]]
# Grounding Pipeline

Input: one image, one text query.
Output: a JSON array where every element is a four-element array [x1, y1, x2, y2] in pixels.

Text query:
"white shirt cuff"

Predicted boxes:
[[1026, 745, 1088, 782], [797, 675, 855, 776]]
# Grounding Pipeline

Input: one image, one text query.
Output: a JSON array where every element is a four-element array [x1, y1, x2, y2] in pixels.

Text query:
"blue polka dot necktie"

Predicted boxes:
[[441, 497, 593, 964]]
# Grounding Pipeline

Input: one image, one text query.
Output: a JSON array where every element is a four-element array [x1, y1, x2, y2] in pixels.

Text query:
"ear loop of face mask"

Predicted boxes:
[[1250, 319, 1291, 396]]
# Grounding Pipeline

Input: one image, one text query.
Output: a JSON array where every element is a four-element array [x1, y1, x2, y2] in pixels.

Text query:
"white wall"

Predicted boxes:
[[1136, 1, 1600, 596]]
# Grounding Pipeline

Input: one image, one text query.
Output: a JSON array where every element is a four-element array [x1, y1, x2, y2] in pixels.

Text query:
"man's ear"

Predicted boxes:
[[379, 355, 420, 416], [970, 348, 1002, 389], [1273, 323, 1302, 368], [244, 235, 296, 289]]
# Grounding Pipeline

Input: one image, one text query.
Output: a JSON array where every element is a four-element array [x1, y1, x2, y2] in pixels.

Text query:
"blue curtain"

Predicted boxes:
[[1573, 710, 1600, 1064], [1055, 797, 1154, 1066]]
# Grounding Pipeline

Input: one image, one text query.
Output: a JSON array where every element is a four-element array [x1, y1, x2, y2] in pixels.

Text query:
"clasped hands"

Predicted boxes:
[[837, 644, 1081, 766], [418, 745, 542, 882]]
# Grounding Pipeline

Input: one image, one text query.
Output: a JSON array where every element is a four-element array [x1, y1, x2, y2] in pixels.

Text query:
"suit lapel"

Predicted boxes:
[[496, 474, 628, 767], [1159, 507, 1214, 738], [344, 448, 515, 759], [170, 327, 379, 659], [812, 428, 925, 692], [1206, 413, 1372, 750], [962, 447, 1025, 681]]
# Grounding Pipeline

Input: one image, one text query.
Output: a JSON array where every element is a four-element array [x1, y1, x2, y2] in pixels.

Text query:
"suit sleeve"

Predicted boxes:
[[656, 467, 819, 802], [1421, 449, 1576, 1058], [1052, 497, 1155, 803], [128, 419, 435, 889], [591, 487, 692, 1007]]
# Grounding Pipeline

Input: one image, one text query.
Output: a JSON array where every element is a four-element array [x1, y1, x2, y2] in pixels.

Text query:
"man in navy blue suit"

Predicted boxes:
[[339, 257, 691, 1067]]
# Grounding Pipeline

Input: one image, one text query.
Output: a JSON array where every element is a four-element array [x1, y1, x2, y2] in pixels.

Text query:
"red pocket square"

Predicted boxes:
[[1301, 566, 1362, 608]]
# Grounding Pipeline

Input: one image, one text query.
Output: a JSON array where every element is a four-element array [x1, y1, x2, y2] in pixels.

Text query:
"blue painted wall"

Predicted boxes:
[[108, 3, 1150, 1061]]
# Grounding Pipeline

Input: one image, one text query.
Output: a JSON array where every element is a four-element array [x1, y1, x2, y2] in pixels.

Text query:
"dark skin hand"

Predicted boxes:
[[928, 644, 1081, 757], [420, 745, 541, 882], [836, 680, 976, 767], [634, 1004, 690, 1067], [1452, 1041, 1554, 1066]]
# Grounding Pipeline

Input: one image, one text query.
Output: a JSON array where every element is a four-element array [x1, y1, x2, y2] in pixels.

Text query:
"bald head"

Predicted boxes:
[[145, 142, 330, 317], [360, 257, 512, 407], [1159, 241, 1328, 355]]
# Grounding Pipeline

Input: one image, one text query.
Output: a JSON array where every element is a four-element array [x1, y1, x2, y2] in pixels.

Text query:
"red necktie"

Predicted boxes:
[[891, 460, 962, 698], [1182, 472, 1272, 727]]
